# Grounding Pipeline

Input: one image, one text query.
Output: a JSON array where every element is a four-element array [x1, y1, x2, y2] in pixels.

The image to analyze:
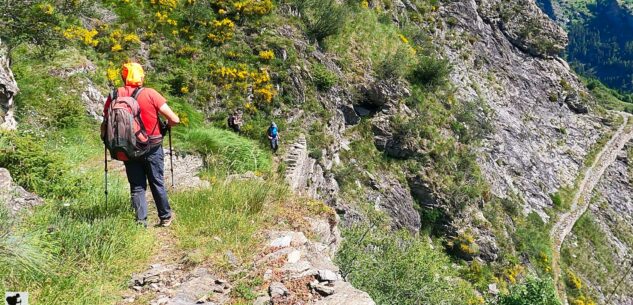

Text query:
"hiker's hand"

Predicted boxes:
[[168, 118, 180, 127]]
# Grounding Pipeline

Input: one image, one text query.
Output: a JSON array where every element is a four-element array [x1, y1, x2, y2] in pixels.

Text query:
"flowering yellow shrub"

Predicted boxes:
[[255, 84, 275, 103], [214, 0, 273, 16], [150, 0, 178, 11], [467, 296, 485, 305], [571, 296, 596, 305], [180, 86, 189, 94], [212, 66, 277, 103], [566, 270, 582, 289], [63, 26, 99, 47], [449, 231, 479, 257], [111, 43, 123, 52], [177, 46, 200, 57], [399, 34, 409, 44], [504, 264, 525, 284], [259, 50, 275, 61], [39, 3, 54, 15], [233, 0, 273, 15], [107, 64, 122, 86], [123, 33, 141, 43], [208, 18, 235, 44], [361, 0, 369, 8]]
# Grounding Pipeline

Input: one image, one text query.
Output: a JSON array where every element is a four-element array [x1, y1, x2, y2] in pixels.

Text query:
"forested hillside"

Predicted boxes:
[[537, 0, 633, 93]]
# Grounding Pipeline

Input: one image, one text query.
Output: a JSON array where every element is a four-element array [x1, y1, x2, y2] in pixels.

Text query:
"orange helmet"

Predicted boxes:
[[121, 62, 145, 86]]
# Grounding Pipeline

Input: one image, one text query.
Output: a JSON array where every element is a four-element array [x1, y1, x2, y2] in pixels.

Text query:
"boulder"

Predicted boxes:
[[0, 168, 44, 215], [360, 78, 410, 107], [371, 116, 420, 159], [268, 282, 289, 298], [407, 175, 440, 209], [0, 41, 18, 130], [340, 104, 361, 125], [563, 91, 589, 114]]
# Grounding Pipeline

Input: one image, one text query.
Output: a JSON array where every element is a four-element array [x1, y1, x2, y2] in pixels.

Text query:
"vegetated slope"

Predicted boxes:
[[550, 113, 633, 303], [2, 0, 633, 304]]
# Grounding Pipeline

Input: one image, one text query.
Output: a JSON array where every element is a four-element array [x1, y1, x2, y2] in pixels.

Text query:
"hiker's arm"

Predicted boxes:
[[159, 104, 181, 126]]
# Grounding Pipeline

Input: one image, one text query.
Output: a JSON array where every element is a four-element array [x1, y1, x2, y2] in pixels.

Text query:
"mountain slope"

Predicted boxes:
[[1, 0, 633, 305]]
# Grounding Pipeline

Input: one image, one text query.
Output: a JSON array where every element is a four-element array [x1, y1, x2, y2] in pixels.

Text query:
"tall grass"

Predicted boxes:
[[336, 225, 479, 305], [178, 127, 272, 176], [171, 179, 286, 267]]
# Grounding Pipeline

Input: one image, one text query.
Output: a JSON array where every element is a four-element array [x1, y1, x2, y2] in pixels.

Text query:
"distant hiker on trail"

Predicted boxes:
[[102, 62, 180, 228], [227, 110, 242, 133], [267, 122, 279, 154]]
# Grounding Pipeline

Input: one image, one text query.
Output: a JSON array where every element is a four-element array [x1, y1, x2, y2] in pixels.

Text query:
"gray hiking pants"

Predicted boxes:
[[270, 137, 279, 152], [124, 146, 172, 222]]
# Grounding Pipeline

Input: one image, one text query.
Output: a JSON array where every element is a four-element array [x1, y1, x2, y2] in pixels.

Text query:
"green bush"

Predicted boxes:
[[514, 212, 553, 274], [375, 46, 414, 80], [550, 192, 563, 209], [0, 132, 83, 199], [492, 276, 561, 305], [296, 0, 347, 42], [336, 225, 478, 305], [409, 55, 452, 89], [312, 63, 338, 90]]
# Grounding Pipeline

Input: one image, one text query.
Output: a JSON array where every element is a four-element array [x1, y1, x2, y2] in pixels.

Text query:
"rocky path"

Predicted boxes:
[[551, 113, 633, 304]]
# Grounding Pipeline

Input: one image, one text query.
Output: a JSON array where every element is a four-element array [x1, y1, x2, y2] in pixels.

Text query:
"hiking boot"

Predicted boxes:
[[136, 219, 148, 228], [159, 214, 174, 227]]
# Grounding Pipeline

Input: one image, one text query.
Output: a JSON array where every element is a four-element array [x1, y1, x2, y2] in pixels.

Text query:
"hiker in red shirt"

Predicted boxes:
[[103, 63, 180, 227]]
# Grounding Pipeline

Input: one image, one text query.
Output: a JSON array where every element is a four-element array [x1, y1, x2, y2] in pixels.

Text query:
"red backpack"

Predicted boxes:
[[102, 87, 151, 161]]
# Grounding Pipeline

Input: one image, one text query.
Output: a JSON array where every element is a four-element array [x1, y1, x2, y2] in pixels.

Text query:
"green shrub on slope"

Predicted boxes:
[[492, 276, 561, 305], [336, 225, 479, 305]]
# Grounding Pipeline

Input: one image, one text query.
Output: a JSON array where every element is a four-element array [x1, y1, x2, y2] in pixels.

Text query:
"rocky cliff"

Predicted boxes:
[[0, 41, 18, 130]]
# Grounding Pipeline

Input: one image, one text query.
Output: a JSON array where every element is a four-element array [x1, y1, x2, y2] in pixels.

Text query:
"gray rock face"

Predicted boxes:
[[0, 168, 44, 215], [371, 116, 420, 159], [284, 136, 339, 203], [442, 0, 609, 220], [360, 78, 410, 108], [476, 0, 568, 58], [163, 150, 210, 190], [367, 175, 421, 233], [0, 41, 18, 130], [81, 79, 105, 122]]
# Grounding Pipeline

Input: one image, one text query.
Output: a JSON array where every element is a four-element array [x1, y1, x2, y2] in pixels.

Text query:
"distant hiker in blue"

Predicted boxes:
[[267, 122, 279, 154]]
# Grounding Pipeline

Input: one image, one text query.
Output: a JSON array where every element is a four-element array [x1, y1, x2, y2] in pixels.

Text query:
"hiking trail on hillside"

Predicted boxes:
[[551, 112, 633, 304]]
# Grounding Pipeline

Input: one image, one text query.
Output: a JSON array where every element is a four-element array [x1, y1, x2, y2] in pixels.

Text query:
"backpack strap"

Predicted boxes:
[[131, 87, 144, 100]]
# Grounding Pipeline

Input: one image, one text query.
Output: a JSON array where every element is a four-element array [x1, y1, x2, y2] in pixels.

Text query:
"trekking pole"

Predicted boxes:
[[104, 145, 108, 210], [168, 126, 174, 188]]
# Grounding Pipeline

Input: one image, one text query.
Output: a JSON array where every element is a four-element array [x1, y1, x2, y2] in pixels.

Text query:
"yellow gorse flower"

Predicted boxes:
[[259, 50, 275, 61], [123, 33, 141, 43], [208, 18, 235, 43], [150, 0, 177, 10], [399, 34, 409, 44], [63, 26, 99, 47]]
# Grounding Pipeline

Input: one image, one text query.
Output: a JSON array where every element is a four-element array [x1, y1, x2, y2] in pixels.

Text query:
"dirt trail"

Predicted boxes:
[[551, 113, 633, 304]]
